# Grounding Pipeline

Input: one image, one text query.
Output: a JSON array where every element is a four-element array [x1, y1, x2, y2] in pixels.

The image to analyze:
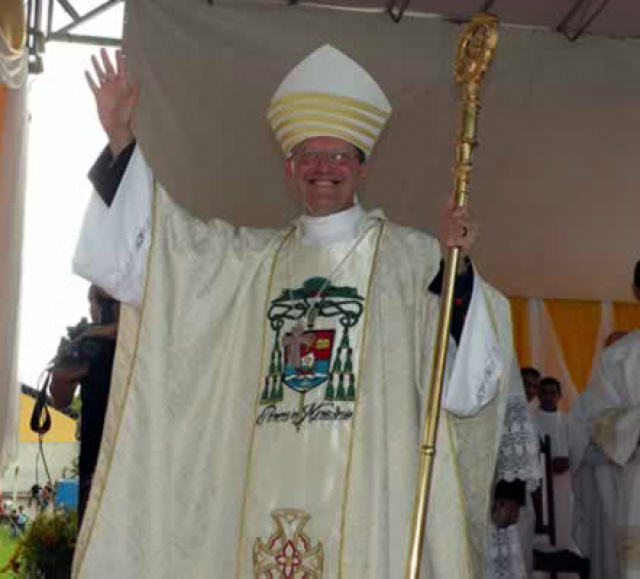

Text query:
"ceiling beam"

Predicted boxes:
[[557, 0, 613, 41], [25, 0, 124, 74], [51, 0, 122, 36], [386, 0, 412, 23]]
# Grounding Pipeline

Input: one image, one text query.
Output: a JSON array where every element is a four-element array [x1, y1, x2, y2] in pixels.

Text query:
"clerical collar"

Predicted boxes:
[[299, 203, 364, 246]]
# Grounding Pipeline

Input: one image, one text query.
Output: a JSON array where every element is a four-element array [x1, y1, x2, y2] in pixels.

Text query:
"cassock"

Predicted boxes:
[[532, 407, 576, 553], [69, 146, 516, 579]]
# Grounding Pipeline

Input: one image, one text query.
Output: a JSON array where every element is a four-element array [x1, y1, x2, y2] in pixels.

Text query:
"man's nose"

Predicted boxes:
[[315, 153, 333, 171]]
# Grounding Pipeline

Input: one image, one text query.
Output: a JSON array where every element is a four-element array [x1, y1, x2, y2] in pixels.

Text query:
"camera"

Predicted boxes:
[[53, 318, 105, 367], [53, 294, 118, 368]]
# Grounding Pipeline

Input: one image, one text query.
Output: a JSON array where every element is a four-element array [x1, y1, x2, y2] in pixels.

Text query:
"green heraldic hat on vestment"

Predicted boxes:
[[268, 44, 392, 159]]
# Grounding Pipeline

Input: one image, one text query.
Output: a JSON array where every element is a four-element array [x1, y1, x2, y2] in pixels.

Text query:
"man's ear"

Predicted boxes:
[[284, 156, 294, 181]]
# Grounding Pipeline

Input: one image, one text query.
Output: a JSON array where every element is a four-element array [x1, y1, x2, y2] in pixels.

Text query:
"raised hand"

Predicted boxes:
[[85, 48, 139, 156]]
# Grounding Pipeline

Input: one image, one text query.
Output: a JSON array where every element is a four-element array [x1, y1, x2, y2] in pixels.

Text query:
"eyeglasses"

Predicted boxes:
[[291, 150, 361, 167]]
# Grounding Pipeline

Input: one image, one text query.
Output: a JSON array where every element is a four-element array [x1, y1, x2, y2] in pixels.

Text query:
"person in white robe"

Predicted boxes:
[[532, 377, 577, 559], [566, 331, 626, 579], [69, 46, 517, 579], [579, 325, 640, 579]]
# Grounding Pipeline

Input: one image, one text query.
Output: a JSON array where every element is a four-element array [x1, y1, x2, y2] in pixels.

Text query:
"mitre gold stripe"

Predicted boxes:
[[269, 103, 385, 131], [280, 126, 372, 155], [274, 113, 378, 143], [269, 92, 390, 120]]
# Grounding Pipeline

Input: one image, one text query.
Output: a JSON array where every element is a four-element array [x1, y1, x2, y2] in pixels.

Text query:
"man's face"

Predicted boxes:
[[538, 382, 560, 412], [522, 373, 539, 403], [284, 137, 368, 217]]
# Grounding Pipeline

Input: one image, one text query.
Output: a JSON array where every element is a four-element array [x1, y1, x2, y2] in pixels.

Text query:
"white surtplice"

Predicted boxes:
[[485, 369, 541, 579]]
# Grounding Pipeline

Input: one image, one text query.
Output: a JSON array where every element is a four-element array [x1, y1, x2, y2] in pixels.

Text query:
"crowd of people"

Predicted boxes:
[[0, 501, 28, 538]]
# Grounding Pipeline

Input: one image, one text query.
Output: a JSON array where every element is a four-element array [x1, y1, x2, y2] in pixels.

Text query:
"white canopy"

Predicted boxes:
[[123, 0, 640, 302]]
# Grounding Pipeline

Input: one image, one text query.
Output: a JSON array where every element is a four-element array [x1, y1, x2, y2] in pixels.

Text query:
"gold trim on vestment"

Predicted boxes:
[[593, 408, 625, 453], [235, 227, 296, 579], [269, 103, 385, 132], [269, 92, 390, 121], [446, 416, 474, 578], [72, 180, 161, 579], [337, 221, 386, 578]]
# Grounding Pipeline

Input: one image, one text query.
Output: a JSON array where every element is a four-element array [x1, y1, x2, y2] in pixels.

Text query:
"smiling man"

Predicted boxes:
[[285, 137, 366, 217], [71, 45, 518, 579]]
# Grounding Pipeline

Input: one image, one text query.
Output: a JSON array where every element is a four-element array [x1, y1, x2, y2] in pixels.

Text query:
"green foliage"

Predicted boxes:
[[14, 510, 76, 579], [0, 526, 20, 578]]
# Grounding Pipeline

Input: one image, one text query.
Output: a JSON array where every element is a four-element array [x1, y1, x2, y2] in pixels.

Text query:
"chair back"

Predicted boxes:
[[536, 434, 557, 545]]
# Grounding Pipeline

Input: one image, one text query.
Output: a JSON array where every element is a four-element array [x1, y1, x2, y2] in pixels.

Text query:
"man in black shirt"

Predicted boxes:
[[50, 284, 118, 525]]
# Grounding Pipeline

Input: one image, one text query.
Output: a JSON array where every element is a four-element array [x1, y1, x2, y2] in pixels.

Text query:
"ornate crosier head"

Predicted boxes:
[[454, 13, 499, 86]]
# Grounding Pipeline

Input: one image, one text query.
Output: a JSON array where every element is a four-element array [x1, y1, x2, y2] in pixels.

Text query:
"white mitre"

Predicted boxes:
[[267, 44, 392, 158]]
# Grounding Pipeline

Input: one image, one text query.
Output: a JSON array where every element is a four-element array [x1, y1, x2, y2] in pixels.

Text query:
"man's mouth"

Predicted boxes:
[[307, 178, 341, 186]]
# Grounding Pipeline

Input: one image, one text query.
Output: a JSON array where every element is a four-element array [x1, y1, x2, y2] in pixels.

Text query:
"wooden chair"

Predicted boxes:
[[532, 435, 590, 579]]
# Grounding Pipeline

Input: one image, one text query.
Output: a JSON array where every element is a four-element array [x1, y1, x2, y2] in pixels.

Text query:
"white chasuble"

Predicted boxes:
[[72, 180, 513, 579], [583, 332, 640, 579]]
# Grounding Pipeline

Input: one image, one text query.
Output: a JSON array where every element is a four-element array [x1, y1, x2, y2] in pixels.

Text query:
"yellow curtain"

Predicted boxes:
[[510, 297, 532, 367], [510, 297, 640, 395], [0, 0, 26, 52], [613, 302, 640, 332], [544, 299, 601, 392]]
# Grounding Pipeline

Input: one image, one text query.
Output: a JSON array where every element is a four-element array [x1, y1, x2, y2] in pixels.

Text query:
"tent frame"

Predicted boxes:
[[24, 0, 123, 73]]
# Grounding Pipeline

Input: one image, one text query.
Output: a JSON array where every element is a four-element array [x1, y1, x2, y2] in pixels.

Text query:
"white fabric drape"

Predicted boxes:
[[526, 299, 579, 411], [0, 29, 28, 470], [518, 298, 625, 408], [0, 27, 27, 88]]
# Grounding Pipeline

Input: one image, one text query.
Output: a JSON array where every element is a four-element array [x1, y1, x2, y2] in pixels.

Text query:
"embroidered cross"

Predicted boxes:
[[282, 321, 315, 369], [253, 509, 324, 579]]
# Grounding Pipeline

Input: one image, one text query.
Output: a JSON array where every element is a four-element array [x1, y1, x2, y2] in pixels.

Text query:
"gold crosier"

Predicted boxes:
[[405, 13, 498, 579]]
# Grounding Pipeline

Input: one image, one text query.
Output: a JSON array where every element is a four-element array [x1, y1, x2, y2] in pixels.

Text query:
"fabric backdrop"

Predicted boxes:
[[0, 0, 28, 471], [123, 0, 640, 303], [510, 297, 640, 410]]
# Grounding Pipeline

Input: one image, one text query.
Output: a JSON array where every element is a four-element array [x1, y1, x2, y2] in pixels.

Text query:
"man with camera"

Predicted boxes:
[[50, 284, 119, 525]]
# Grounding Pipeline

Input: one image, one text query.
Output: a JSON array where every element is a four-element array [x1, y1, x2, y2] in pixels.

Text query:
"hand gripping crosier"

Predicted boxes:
[[405, 13, 498, 579]]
